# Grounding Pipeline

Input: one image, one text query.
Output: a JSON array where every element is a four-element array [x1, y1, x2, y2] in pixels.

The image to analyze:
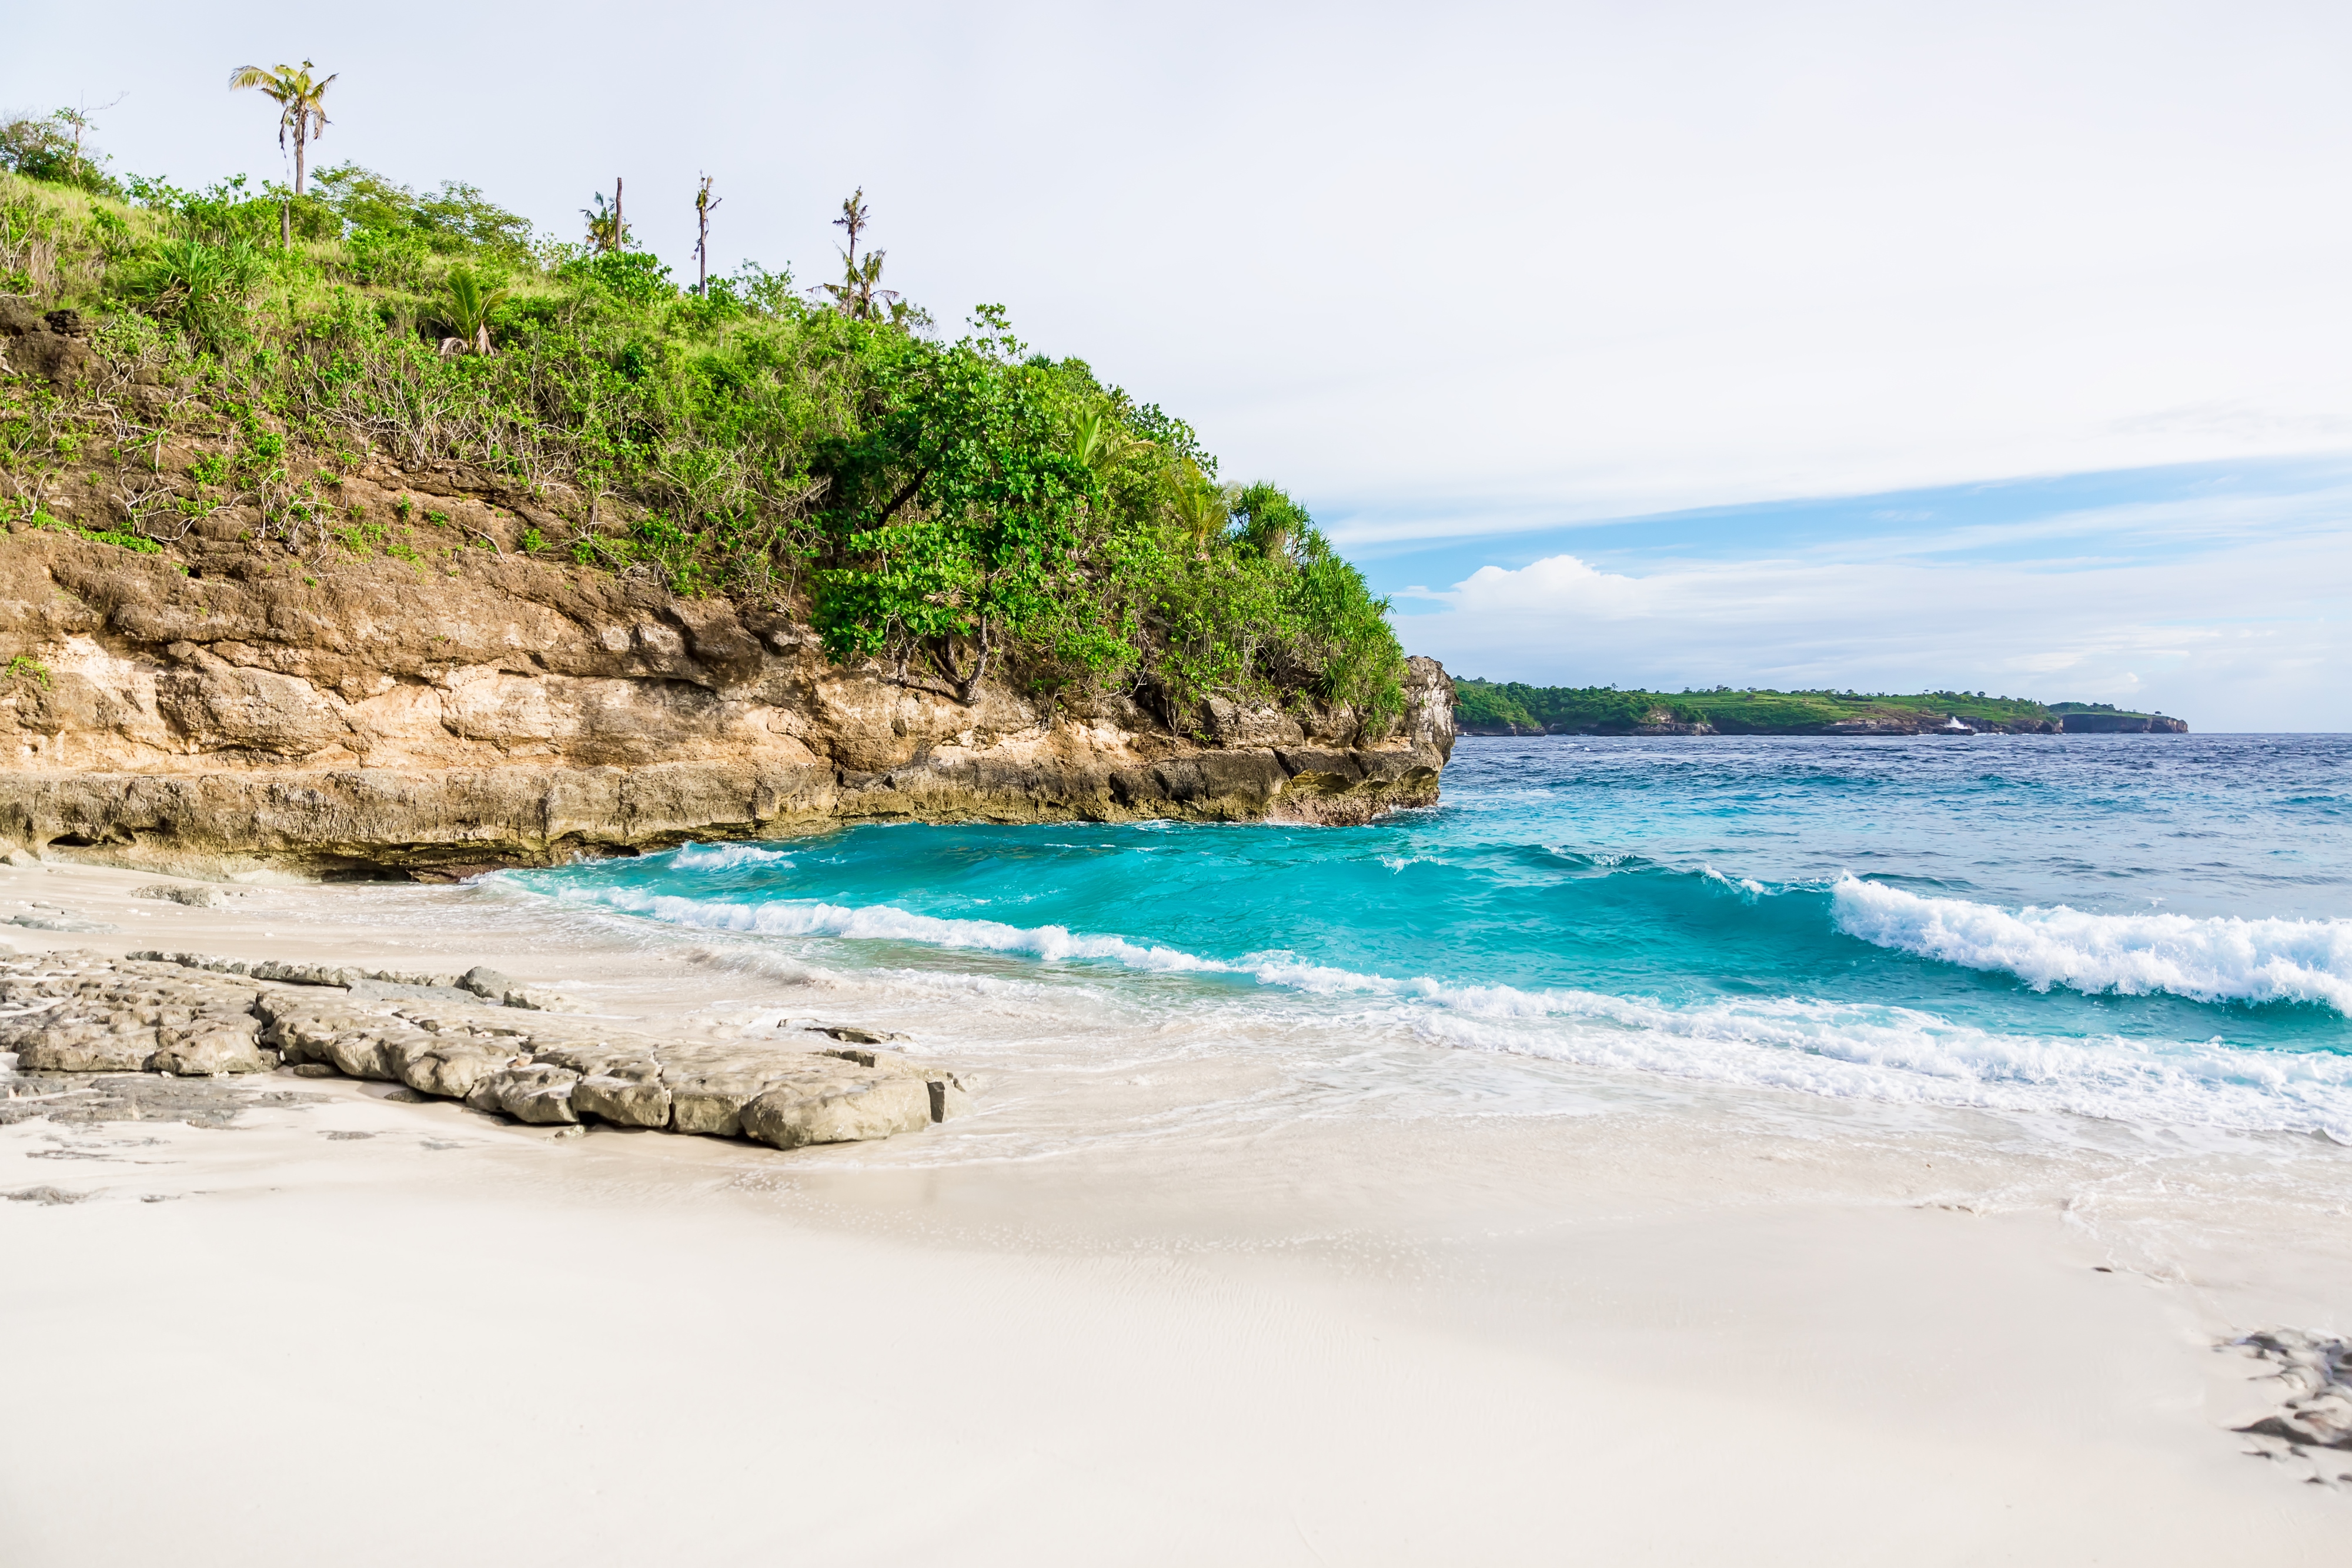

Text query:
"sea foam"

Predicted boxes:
[[666, 842, 796, 872], [1830, 877, 2352, 1013]]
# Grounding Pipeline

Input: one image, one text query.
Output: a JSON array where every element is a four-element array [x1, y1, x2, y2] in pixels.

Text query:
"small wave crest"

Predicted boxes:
[[1830, 877, 2352, 1013], [666, 842, 796, 872]]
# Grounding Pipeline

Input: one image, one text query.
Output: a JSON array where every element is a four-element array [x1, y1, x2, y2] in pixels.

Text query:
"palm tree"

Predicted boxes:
[[1070, 406, 1149, 481], [1170, 467, 1230, 553], [583, 179, 628, 252], [228, 60, 335, 245], [817, 189, 900, 319], [438, 267, 506, 356]]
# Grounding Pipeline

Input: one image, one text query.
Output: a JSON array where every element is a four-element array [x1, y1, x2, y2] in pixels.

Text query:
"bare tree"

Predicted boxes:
[[694, 175, 721, 293]]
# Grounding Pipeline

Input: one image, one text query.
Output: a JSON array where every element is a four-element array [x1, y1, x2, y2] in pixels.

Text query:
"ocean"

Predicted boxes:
[[497, 734, 2352, 1143]]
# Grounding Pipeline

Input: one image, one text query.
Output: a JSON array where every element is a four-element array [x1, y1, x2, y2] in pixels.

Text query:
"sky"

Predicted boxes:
[[8, 1, 2350, 728]]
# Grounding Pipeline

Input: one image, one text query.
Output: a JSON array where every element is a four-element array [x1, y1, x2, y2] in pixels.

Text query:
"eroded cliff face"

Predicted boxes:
[[0, 513, 1453, 877]]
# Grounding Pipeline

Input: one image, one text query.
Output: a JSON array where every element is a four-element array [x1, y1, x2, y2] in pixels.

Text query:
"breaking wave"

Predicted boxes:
[[1831, 877, 2352, 1013], [536, 882, 2352, 1139]]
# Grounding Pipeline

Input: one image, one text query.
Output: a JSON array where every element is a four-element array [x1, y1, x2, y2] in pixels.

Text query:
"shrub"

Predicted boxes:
[[113, 236, 268, 350]]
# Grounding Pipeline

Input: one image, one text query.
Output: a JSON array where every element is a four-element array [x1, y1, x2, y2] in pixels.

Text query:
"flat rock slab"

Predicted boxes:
[[0, 951, 972, 1151]]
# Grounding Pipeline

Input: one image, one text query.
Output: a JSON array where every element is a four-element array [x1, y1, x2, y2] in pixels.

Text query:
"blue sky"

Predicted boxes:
[[1339, 457, 2352, 726], [8, 1, 2351, 727]]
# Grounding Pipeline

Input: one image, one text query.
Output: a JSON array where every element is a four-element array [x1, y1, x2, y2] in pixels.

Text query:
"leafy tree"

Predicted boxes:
[[0, 107, 122, 196], [312, 164, 534, 261]]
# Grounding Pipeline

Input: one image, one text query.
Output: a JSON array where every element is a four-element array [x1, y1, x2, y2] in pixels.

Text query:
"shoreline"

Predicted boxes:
[[5, 857, 2349, 1563]]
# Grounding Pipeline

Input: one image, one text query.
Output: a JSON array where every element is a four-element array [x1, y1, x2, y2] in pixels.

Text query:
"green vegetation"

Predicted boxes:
[[1454, 680, 2063, 734], [0, 97, 1406, 727], [2046, 701, 2166, 720]]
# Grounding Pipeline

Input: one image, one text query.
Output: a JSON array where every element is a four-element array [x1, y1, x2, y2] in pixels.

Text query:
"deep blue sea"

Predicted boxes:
[[503, 735, 2352, 1139]]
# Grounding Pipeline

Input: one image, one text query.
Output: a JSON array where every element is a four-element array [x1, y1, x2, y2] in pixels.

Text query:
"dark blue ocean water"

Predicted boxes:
[[503, 735, 2352, 1137]]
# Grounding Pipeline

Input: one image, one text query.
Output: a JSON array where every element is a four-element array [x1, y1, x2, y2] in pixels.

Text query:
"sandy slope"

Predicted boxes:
[[2, 859, 2346, 1566]]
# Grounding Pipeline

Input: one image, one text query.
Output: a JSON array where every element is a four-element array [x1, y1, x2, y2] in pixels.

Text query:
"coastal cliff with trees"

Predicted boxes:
[[0, 89, 1448, 876], [1453, 680, 2188, 735]]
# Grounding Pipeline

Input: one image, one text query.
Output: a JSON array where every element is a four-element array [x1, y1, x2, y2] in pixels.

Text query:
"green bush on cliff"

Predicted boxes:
[[0, 156, 1406, 728]]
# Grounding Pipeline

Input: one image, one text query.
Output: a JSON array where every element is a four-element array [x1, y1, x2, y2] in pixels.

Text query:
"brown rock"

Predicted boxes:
[[740, 1075, 933, 1149]]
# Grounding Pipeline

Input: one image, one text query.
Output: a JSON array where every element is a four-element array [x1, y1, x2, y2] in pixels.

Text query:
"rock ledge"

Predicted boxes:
[[0, 950, 967, 1151]]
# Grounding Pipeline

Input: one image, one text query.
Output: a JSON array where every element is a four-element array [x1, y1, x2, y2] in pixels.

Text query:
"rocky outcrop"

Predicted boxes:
[[0, 303, 92, 392], [0, 520, 1454, 875], [0, 949, 972, 1151], [2058, 712, 2187, 734]]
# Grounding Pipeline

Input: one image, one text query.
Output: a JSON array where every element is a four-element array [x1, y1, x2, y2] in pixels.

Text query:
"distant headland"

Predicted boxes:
[[1454, 681, 2187, 736]]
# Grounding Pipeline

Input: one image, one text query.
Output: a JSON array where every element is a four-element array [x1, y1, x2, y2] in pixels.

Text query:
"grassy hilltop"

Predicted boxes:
[[0, 107, 1405, 727], [1455, 680, 2181, 735]]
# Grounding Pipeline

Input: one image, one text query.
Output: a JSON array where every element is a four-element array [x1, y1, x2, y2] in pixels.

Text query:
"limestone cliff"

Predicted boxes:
[[0, 502, 1454, 877]]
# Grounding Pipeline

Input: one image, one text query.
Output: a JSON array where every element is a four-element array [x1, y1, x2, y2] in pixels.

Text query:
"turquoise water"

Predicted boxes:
[[503, 735, 2352, 1138]]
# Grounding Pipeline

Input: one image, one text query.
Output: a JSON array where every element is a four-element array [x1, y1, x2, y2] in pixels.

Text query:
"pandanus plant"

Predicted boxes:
[[118, 238, 269, 352]]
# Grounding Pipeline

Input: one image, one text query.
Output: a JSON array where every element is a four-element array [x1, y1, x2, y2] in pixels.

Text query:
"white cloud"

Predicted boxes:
[[12, 1, 2352, 526]]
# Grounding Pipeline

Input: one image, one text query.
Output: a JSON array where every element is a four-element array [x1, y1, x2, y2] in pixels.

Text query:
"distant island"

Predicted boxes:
[[1454, 682, 2189, 735]]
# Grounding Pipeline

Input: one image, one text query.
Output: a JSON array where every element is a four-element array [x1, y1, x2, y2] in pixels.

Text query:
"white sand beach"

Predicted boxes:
[[4, 857, 2348, 1566]]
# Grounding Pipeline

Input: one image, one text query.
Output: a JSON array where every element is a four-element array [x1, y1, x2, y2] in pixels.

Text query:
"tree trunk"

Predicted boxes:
[[946, 623, 993, 706]]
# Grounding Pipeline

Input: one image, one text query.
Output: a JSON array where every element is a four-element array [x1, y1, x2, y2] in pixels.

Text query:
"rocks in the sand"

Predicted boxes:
[[570, 1064, 671, 1127], [400, 1038, 519, 1100], [129, 950, 583, 1011], [459, 965, 519, 1000], [0, 952, 268, 1076], [1, 1069, 315, 1128], [133, 883, 228, 908], [807, 1024, 911, 1047], [470, 1064, 580, 1124], [4, 1185, 86, 1205], [741, 1074, 933, 1149], [458, 964, 573, 1011], [0, 950, 973, 1149], [6, 911, 117, 932], [2233, 1329, 2352, 1456], [146, 1021, 266, 1076]]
